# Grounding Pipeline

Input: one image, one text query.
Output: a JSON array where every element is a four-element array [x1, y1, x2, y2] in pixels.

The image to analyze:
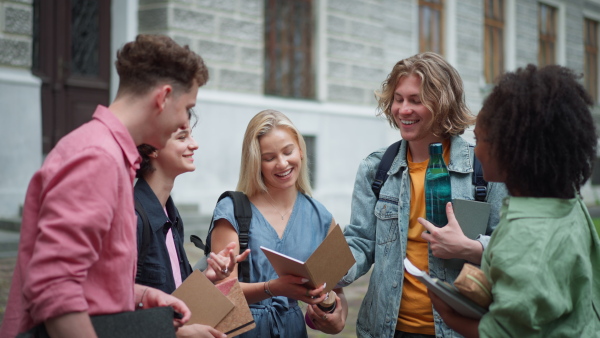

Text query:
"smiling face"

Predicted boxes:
[[259, 127, 303, 192], [391, 74, 441, 148], [153, 122, 198, 178]]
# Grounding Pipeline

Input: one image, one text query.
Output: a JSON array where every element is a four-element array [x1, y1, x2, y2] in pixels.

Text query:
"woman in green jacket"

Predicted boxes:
[[424, 64, 600, 337]]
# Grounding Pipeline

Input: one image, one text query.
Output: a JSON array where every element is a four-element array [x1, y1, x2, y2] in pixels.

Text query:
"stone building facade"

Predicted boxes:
[[1, 0, 600, 227]]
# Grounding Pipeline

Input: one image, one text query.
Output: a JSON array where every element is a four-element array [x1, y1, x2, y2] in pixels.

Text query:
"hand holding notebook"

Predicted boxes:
[[260, 224, 355, 293], [172, 270, 255, 337], [403, 258, 488, 319]]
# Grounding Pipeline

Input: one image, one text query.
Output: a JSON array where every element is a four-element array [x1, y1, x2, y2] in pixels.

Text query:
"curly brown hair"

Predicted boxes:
[[375, 52, 475, 138], [478, 64, 597, 198], [115, 34, 209, 96]]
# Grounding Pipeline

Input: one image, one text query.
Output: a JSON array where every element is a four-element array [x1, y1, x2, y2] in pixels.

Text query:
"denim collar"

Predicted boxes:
[[388, 135, 475, 176]]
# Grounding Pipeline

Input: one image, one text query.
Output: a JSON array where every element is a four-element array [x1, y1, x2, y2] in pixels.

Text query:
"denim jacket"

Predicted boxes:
[[339, 136, 507, 338]]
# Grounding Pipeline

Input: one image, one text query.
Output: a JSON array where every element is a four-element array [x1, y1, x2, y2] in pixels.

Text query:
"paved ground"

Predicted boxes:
[[0, 243, 370, 336]]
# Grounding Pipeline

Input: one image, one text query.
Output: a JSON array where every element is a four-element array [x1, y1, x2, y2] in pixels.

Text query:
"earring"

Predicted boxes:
[[151, 152, 158, 159]]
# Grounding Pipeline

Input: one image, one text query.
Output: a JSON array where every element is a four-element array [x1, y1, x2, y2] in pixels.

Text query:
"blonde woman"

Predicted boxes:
[[207, 110, 347, 337]]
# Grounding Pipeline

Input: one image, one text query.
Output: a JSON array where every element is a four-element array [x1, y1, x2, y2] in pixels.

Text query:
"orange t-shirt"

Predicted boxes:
[[396, 140, 450, 334]]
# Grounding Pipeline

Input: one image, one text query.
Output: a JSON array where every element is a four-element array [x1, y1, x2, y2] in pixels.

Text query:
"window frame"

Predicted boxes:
[[418, 0, 445, 54], [264, 0, 315, 99], [538, 2, 557, 67], [484, 0, 505, 84]]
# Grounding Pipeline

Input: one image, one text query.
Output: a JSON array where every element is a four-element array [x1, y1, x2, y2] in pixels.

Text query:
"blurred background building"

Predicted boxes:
[[1, 0, 600, 239]]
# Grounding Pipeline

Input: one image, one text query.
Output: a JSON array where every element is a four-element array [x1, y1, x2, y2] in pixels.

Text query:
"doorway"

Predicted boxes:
[[32, 0, 111, 153]]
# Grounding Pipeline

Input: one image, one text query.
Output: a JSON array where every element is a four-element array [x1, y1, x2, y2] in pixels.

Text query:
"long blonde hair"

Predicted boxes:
[[236, 110, 312, 197], [375, 52, 475, 137]]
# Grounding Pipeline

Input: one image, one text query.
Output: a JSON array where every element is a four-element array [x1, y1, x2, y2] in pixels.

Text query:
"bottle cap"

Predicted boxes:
[[429, 142, 443, 155], [318, 290, 337, 313]]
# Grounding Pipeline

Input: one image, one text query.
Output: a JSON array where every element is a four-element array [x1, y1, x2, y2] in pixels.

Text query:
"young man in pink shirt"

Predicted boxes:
[[0, 34, 209, 338]]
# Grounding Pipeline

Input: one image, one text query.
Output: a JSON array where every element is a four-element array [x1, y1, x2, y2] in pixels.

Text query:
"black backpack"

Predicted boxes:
[[194, 191, 252, 283], [371, 140, 487, 201]]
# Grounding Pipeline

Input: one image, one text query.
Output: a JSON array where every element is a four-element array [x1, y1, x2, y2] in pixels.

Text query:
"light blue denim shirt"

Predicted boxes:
[[339, 136, 508, 338]]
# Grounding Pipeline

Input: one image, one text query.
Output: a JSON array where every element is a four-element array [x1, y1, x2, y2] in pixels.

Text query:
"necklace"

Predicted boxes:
[[265, 191, 289, 220]]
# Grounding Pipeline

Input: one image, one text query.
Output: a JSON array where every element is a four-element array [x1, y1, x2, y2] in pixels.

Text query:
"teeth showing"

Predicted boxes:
[[401, 120, 418, 125], [276, 169, 292, 177]]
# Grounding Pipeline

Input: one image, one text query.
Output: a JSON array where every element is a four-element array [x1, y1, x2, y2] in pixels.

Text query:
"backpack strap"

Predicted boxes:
[[472, 154, 488, 202], [189, 234, 205, 251], [372, 141, 488, 202], [371, 140, 402, 200], [204, 191, 252, 283], [135, 199, 151, 281]]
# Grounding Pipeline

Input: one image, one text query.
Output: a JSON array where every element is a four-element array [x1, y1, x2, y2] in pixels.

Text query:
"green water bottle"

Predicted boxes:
[[425, 142, 452, 227]]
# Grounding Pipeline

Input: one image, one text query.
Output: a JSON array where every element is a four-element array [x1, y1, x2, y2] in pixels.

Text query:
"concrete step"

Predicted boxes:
[[0, 219, 20, 257], [0, 218, 21, 232], [0, 229, 20, 258], [176, 203, 200, 214], [175, 202, 212, 240], [178, 212, 212, 243]]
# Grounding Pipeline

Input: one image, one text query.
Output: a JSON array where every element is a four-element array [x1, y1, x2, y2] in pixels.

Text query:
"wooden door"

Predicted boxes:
[[33, 0, 111, 153]]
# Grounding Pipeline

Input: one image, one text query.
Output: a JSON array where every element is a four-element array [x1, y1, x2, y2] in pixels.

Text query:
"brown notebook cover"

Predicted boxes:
[[172, 270, 234, 328], [260, 224, 355, 293], [214, 278, 256, 337]]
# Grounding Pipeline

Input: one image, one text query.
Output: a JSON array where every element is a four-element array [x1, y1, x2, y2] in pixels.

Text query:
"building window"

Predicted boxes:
[[538, 3, 557, 67], [303, 135, 317, 188], [484, 0, 505, 84], [264, 0, 314, 99], [419, 0, 444, 54], [585, 18, 599, 103]]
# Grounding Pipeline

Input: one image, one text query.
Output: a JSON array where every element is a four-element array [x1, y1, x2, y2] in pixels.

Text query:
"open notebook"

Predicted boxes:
[[260, 224, 355, 293]]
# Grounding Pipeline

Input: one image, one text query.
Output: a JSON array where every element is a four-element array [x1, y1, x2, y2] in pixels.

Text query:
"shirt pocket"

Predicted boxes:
[[374, 199, 399, 244], [136, 262, 167, 288]]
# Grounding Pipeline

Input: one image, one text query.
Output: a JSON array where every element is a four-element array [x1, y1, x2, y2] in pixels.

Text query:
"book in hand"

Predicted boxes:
[[451, 198, 491, 239], [404, 257, 488, 319], [214, 278, 256, 337], [172, 270, 255, 337], [444, 199, 491, 269], [260, 224, 355, 293]]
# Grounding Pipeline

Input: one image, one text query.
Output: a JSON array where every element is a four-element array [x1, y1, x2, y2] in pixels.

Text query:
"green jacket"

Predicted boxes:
[[480, 196, 600, 337]]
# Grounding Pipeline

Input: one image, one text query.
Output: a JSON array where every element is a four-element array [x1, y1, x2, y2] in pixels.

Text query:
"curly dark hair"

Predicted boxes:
[[136, 108, 198, 179], [115, 34, 209, 96], [478, 64, 597, 198]]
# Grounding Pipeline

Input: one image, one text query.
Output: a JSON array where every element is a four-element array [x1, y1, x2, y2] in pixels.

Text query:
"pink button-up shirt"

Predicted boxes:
[[0, 106, 141, 337]]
